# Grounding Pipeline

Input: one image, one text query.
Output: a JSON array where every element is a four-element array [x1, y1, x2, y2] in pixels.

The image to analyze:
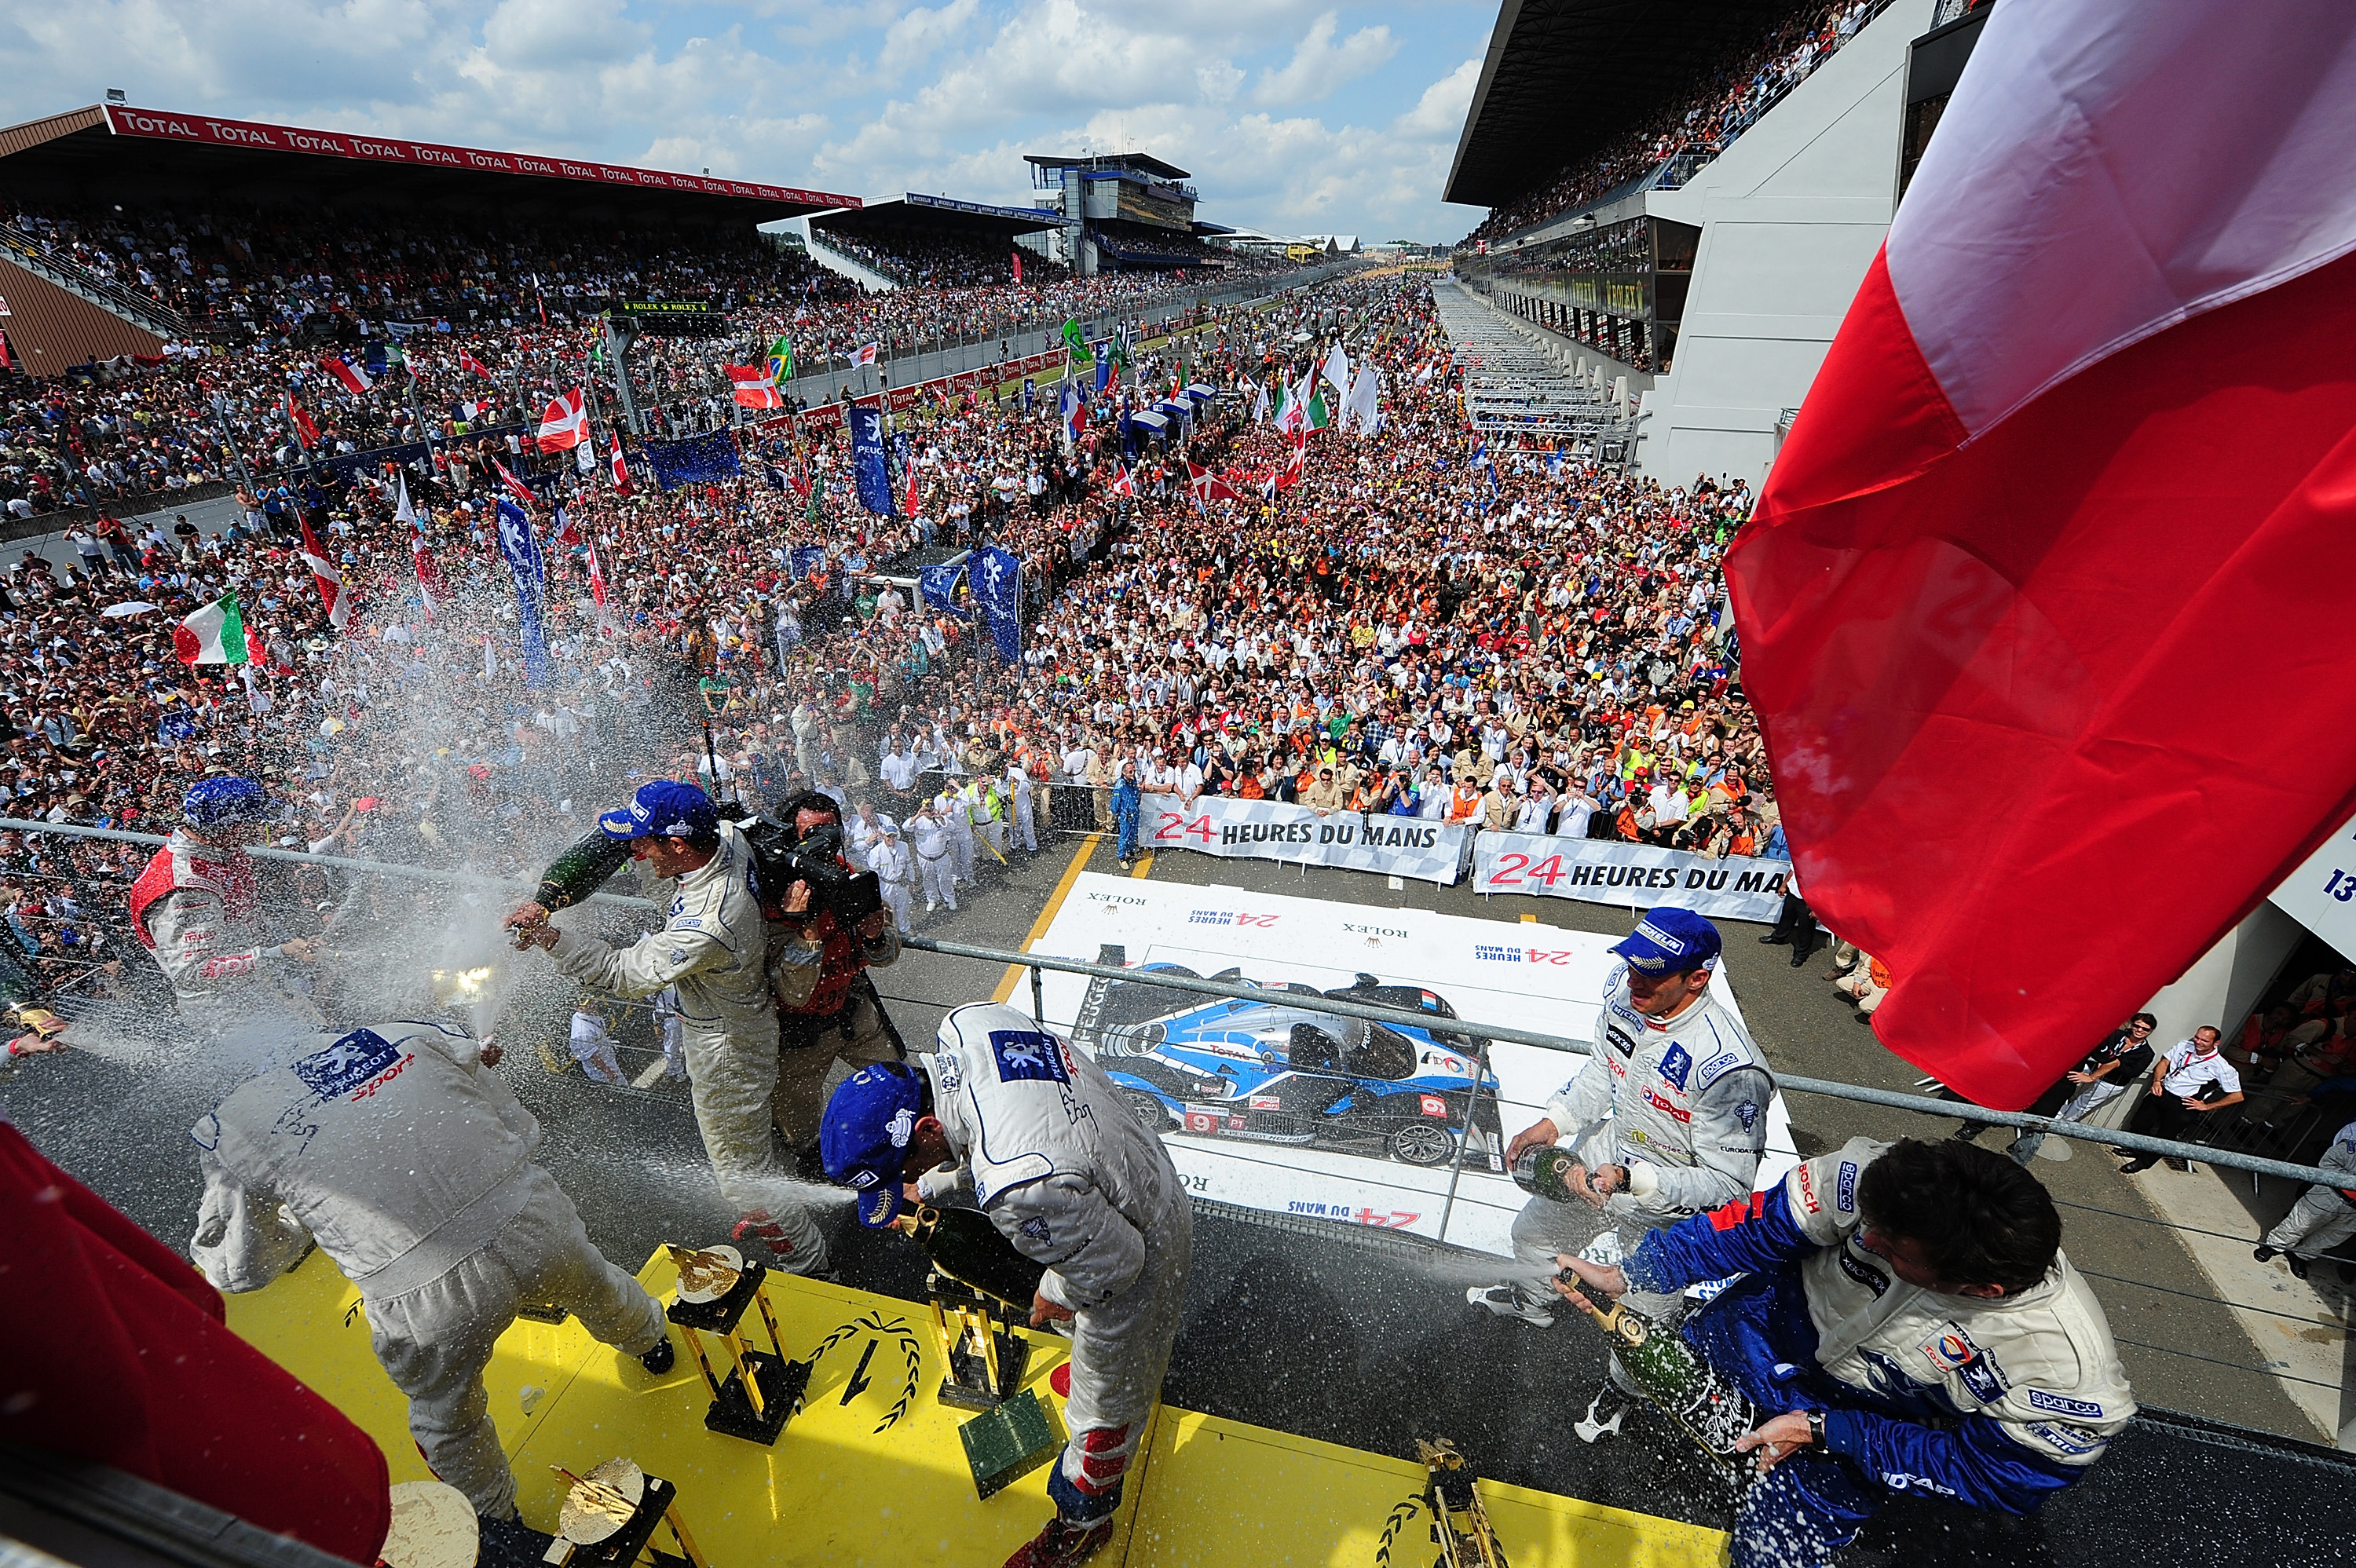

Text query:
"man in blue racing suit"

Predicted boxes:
[[1559, 1136, 2135, 1568]]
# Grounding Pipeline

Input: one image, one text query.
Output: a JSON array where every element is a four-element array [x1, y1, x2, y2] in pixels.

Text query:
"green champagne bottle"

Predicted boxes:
[[900, 1204, 1048, 1310], [532, 829, 634, 912], [1564, 1274, 1757, 1471], [1513, 1144, 1582, 1204]]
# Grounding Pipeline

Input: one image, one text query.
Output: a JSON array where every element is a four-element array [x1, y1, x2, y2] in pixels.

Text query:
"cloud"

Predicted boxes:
[[1253, 10, 1398, 107], [876, 0, 980, 83], [1393, 53, 1479, 139]]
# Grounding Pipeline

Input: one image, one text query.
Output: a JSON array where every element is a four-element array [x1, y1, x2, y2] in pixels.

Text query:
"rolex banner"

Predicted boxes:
[[1470, 833, 1791, 922], [1140, 794, 1471, 884]]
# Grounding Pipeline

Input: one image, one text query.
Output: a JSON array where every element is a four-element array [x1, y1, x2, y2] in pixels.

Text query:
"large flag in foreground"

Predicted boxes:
[[1729, 0, 2356, 1108]]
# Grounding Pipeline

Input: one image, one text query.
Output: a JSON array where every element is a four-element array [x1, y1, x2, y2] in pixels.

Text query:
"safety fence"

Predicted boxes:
[[5, 816, 2348, 1438]]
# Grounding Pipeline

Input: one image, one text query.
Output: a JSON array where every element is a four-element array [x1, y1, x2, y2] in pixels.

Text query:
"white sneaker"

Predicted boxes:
[[925, 903, 938, 913], [1575, 1387, 1632, 1443], [1466, 1285, 1553, 1329]]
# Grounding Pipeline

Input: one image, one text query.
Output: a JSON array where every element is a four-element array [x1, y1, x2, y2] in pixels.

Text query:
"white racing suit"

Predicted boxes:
[[545, 821, 828, 1274], [2261, 1118, 2356, 1262], [188, 1020, 667, 1519], [1626, 1139, 2137, 1567], [128, 831, 320, 1025], [922, 1005, 1193, 1523], [1505, 967, 1772, 1396]]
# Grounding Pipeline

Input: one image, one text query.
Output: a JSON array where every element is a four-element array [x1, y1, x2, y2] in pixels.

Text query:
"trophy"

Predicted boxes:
[[543, 1458, 707, 1568], [1418, 1440, 1508, 1568], [894, 1204, 1044, 1409], [663, 1244, 812, 1445]]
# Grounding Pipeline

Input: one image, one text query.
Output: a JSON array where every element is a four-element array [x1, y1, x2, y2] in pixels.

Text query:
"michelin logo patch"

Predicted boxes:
[[1732, 1100, 1760, 1132], [2026, 1390, 2105, 1420], [2029, 1423, 2106, 1457], [1658, 1043, 1692, 1090], [990, 1028, 1071, 1085], [293, 1028, 401, 1098]]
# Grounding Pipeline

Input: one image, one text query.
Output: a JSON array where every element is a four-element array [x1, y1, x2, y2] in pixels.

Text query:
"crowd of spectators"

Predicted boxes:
[[1465, 0, 1891, 247], [810, 228, 1062, 291]]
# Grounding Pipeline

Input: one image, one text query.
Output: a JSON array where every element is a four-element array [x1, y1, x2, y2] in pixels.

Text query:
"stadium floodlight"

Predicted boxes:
[[105, 88, 126, 104]]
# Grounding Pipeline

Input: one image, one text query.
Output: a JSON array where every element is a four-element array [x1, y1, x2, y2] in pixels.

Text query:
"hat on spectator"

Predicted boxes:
[[821, 1062, 926, 1228], [598, 780, 718, 842], [1611, 907, 1722, 975]]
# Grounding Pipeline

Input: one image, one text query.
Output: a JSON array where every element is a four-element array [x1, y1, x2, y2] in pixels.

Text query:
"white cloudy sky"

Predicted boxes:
[[0, 0, 1499, 241]]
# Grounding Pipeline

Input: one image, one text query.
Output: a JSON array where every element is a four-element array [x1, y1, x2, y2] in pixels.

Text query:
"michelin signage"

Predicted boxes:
[[1139, 793, 1472, 884]]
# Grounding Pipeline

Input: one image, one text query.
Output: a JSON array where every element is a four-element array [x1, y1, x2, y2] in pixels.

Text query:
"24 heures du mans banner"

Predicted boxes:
[[1470, 833, 1792, 922], [1138, 794, 1472, 884]]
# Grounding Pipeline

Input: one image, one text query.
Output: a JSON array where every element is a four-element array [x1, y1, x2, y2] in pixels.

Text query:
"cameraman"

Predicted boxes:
[[767, 790, 906, 1170]]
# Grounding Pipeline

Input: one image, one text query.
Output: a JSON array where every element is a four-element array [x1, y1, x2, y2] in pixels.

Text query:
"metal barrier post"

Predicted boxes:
[[1030, 962, 1046, 1025]]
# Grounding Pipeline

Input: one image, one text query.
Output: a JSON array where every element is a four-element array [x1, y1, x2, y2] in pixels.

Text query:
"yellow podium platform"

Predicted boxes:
[[224, 1247, 1728, 1568]]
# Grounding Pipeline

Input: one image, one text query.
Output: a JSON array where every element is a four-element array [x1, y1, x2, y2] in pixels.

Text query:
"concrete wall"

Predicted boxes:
[[1636, 0, 1934, 485]]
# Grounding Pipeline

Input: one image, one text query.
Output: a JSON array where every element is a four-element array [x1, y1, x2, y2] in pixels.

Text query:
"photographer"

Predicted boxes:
[[766, 790, 905, 1171], [504, 781, 829, 1275]]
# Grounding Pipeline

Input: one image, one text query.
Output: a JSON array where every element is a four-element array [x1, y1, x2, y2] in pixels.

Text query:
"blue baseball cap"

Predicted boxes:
[[184, 776, 270, 828], [598, 780, 719, 842], [821, 1062, 926, 1228], [1611, 907, 1722, 975]]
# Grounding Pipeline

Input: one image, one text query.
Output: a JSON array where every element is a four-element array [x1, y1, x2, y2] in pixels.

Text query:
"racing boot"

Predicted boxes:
[[1002, 1515, 1115, 1568], [732, 1210, 830, 1276], [1574, 1384, 1633, 1443], [1466, 1284, 1554, 1328], [638, 1332, 676, 1375]]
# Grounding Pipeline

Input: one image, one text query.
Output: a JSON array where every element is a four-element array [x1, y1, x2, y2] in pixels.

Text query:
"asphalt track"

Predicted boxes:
[[12, 830, 2354, 1564]]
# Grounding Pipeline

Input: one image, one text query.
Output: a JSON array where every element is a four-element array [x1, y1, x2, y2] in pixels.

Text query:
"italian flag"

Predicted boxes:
[[1274, 380, 1304, 437], [1304, 381, 1333, 433], [174, 593, 251, 667]]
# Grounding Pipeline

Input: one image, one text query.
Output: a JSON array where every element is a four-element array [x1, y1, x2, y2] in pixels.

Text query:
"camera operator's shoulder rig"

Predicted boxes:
[[727, 807, 892, 1017]]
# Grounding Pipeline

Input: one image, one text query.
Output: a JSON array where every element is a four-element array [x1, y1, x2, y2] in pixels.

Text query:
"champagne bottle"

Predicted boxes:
[[1564, 1274, 1758, 1471], [0, 943, 60, 1044], [532, 829, 634, 912], [1512, 1144, 1582, 1204], [898, 1204, 1048, 1310]]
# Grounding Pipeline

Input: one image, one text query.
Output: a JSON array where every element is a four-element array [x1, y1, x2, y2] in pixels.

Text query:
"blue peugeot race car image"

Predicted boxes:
[[1068, 962, 1507, 1171]]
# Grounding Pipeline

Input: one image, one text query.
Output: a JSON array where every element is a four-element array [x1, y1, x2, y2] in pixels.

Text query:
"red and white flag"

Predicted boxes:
[[283, 394, 320, 448], [609, 433, 635, 497], [412, 535, 445, 623], [296, 516, 348, 632], [854, 343, 880, 367], [492, 457, 539, 510], [1108, 466, 1135, 497], [725, 364, 784, 408], [458, 349, 495, 378], [585, 537, 609, 609], [1185, 462, 1239, 505], [320, 355, 371, 395], [1729, 0, 2356, 1108], [1012, 250, 1023, 284], [1275, 437, 1307, 492], [535, 387, 588, 452]]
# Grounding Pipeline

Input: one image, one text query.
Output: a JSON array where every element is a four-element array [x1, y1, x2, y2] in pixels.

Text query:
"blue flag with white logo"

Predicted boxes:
[[789, 545, 825, 581], [848, 403, 897, 516], [494, 498, 551, 689], [919, 560, 967, 615], [972, 545, 1022, 663]]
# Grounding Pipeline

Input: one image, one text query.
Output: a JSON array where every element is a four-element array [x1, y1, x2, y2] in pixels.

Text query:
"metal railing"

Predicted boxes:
[[5, 811, 2340, 1194], [0, 221, 200, 341]]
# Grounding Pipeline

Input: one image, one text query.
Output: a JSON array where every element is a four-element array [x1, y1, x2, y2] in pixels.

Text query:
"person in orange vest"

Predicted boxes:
[[1447, 773, 1484, 824]]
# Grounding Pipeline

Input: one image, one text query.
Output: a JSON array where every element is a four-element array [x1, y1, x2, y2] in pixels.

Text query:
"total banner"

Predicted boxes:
[[1471, 833, 1792, 922], [1140, 793, 1471, 884]]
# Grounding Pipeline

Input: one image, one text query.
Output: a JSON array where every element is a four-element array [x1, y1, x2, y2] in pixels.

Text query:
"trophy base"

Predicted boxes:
[[957, 1389, 1060, 1500], [937, 1332, 1030, 1412], [703, 1351, 811, 1446]]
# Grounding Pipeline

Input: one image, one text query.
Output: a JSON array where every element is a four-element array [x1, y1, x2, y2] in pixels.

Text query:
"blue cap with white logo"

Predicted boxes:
[[821, 1062, 926, 1228], [598, 780, 719, 842], [1610, 907, 1722, 974]]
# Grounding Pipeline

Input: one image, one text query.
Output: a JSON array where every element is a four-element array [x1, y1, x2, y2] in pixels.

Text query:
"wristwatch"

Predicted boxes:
[[1806, 1409, 1827, 1449]]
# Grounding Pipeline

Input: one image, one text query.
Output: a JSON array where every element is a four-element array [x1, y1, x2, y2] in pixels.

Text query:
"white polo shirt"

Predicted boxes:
[[2159, 1040, 2241, 1102]]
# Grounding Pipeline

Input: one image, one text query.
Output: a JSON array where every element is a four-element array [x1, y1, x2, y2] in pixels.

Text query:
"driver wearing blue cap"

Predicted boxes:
[[821, 1003, 1191, 1568], [1469, 905, 1776, 1444], [127, 777, 320, 1017], [503, 780, 831, 1275]]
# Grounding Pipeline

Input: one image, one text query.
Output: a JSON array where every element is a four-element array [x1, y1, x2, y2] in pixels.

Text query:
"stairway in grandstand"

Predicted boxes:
[[799, 222, 903, 292], [0, 220, 201, 342], [1432, 278, 1636, 458]]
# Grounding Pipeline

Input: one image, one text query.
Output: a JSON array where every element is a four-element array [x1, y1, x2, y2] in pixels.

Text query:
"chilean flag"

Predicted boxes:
[[609, 433, 634, 496], [1730, 0, 2356, 1109], [320, 356, 371, 395], [535, 387, 588, 452]]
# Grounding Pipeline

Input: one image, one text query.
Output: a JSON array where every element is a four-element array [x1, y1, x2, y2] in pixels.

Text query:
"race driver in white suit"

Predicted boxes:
[[188, 1018, 673, 1524], [821, 1002, 1192, 1568], [1469, 905, 1776, 1444]]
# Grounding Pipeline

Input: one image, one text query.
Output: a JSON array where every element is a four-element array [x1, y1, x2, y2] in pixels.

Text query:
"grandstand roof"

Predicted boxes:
[[0, 104, 860, 225], [1024, 152, 1192, 182], [811, 193, 1058, 242], [1444, 0, 1813, 209]]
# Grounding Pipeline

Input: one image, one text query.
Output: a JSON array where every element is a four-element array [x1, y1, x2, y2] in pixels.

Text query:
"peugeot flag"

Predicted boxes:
[[973, 544, 1022, 663], [789, 545, 826, 582], [494, 498, 551, 689], [848, 401, 898, 516], [919, 559, 967, 615]]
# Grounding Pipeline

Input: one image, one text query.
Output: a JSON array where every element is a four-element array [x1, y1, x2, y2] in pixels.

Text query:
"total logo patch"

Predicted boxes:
[[1921, 1328, 1980, 1372]]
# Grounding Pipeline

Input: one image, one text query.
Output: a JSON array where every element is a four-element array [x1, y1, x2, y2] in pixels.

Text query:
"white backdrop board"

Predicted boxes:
[[1470, 835, 1793, 923], [1021, 875, 1795, 1258], [1138, 794, 1473, 883]]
